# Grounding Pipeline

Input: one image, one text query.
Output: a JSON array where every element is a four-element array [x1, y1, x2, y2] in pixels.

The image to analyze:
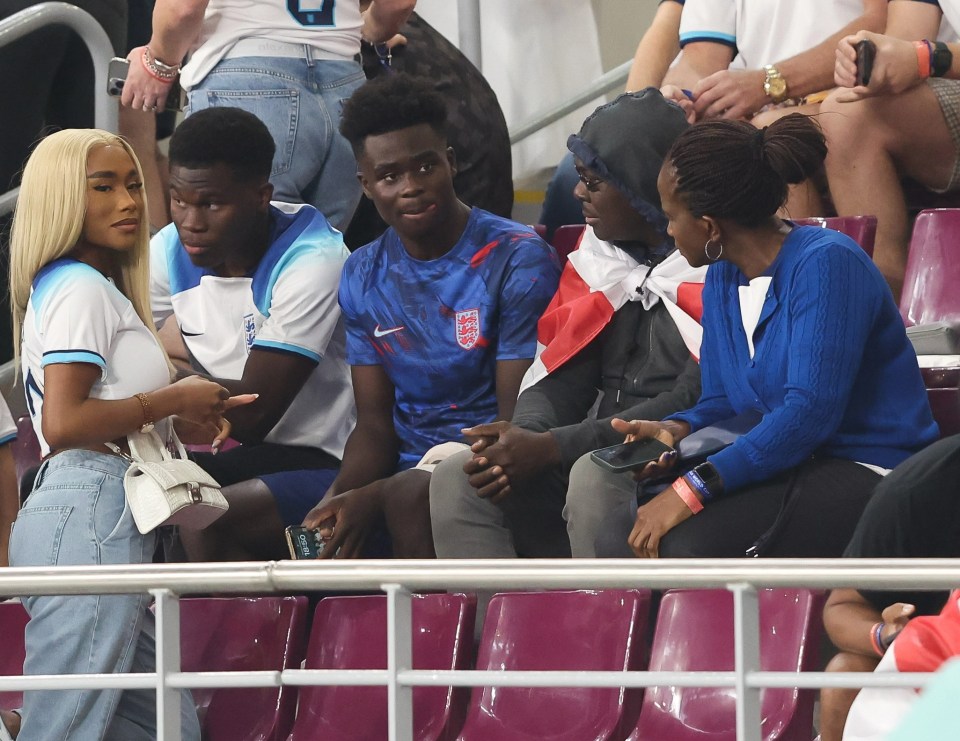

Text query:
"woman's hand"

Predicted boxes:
[[173, 416, 233, 451], [610, 418, 686, 481], [628, 483, 696, 558], [170, 376, 257, 426]]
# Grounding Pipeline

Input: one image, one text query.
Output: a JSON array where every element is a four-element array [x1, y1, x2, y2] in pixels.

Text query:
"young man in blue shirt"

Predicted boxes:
[[301, 74, 560, 558]]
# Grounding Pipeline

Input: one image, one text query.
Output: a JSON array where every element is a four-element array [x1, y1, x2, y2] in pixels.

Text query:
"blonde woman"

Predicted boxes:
[[6, 129, 254, 741]]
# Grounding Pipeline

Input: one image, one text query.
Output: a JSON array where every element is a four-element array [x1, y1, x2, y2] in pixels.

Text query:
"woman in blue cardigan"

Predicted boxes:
[[610, 114, 938, 559]]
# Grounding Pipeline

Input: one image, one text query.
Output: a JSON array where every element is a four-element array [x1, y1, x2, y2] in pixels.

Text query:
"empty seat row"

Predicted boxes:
[[0, 588, 822, 741]]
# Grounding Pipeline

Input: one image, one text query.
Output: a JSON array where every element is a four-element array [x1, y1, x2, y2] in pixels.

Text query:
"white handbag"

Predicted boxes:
[[109, 429, 228, 534]]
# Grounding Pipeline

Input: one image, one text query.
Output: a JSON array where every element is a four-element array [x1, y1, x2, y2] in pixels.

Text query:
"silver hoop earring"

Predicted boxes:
[[704, 239, 723, 261]]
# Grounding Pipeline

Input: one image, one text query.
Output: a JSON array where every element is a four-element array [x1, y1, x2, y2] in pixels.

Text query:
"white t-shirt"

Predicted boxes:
[[22, 259, 172, 456], [150, 203, 355, 458], [181, 0, 363, 89], [928, 1, 960, 42], [679, 0, 864, 69]]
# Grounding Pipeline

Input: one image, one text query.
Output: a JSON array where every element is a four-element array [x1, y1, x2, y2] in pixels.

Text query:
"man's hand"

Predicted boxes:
[[660, 84, 698, 123], [880, 602, 916, 646], [121, 46, 178, 112], [834, 31, 922, 102], [461, 421, 561, 502], [609, 418, 682, 481], [628, 483, 695, 558], [301, 483, 385, 559], [692, 68, 769, 121]]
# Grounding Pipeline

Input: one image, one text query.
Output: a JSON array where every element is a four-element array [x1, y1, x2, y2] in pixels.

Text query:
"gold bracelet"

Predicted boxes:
[[135, 392, 155, 433]]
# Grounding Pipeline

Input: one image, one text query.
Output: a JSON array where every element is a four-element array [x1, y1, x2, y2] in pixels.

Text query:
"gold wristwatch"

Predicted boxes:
[[763, 65, 789, 104]]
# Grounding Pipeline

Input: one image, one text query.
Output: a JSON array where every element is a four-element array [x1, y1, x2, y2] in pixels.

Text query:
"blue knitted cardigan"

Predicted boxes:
[[667, 225, 938, 493]]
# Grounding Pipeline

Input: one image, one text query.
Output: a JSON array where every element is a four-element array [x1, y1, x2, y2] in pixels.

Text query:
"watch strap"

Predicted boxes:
[[931, 40, 953, 78]]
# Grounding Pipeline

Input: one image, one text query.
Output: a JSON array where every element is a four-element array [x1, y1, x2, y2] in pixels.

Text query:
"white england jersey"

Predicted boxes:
[[150, 202, 355, 458], [22, 259, 172, 456]]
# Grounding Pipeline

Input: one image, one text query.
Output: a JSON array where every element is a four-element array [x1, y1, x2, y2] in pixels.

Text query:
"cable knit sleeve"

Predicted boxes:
[[708, 244, 882, 492]]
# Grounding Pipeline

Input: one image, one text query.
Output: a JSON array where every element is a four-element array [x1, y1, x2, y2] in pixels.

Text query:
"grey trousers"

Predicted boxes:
[[429, 450, 571, 558], [564, 452, 637, 558]]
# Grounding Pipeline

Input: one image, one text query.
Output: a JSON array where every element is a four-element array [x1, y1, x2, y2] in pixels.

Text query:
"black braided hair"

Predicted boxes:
[[666, 113, 827, 227]]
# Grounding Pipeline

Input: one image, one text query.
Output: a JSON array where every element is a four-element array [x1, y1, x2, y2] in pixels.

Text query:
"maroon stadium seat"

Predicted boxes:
[[457, 589, 650, 741], [289, 593, 476, 741], [178, 596, 307, 741], [792, 216, 877, 257], [0, 601, 29, 711], [629, 589, 823, 741], [550, 224, 586, 265]]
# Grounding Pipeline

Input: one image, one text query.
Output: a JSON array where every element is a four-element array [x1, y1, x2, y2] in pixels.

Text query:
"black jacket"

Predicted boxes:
[[513, 299, 701, 468]]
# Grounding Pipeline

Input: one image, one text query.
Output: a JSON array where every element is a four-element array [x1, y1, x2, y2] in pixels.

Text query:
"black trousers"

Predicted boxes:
[[650, 457, 883, 558]]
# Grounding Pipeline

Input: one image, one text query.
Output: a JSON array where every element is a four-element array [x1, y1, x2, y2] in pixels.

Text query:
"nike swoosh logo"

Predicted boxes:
[[181, 330, 203, 337], [373, 324, 405, 338]]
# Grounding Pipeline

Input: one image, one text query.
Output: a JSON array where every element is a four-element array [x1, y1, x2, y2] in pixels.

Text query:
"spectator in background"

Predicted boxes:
[[430, 90, 703, 559], [300, 75, 560, 559], [150, 108, 354, 562], [345, 7, 513, 248], [539, 0, 684, 241], [120, 0, 176, 231], [119, 0, 415, 231], [820, 435, 960, 741], [823, 0, 960, 300], [661, 0, 887, 216], [580, 115, 937, 560]]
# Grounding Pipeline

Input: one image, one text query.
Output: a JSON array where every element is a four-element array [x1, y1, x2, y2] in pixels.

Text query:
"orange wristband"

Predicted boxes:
[[673, 476, 704, 514], [915, 40, 932, 80]]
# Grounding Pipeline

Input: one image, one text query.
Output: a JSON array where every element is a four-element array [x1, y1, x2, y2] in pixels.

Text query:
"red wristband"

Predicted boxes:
[[673, 476, 704, 514], [915, 40, 932, 80]]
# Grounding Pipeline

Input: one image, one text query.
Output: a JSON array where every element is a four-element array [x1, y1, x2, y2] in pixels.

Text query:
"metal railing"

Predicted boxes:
[[509, 59, 632, 146], [1, 558, 957, 741], [0, 2, 118, 217]]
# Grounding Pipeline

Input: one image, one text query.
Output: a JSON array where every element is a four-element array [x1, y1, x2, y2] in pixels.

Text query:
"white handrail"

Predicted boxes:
[[3, 558, 960, 594], [0, 2, 118, 217], [1, 559, 956, 741]]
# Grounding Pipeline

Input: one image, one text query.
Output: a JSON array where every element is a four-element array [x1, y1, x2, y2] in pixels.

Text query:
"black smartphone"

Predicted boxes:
[[590, 437, 675, 473], [855, 39, 876, 87], [285, 526, 326, 559], [106, 56, 184, 111]]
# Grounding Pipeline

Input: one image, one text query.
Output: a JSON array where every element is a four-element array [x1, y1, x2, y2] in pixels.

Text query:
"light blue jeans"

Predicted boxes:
[[187, 56, 366, 231], [9, 450, 200, 741]]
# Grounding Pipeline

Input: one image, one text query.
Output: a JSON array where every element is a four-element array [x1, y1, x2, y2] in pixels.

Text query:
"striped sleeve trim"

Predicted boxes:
[[251, 339, 322, 364], [41, 349, 107, 369], [680, 31, 737, 48]]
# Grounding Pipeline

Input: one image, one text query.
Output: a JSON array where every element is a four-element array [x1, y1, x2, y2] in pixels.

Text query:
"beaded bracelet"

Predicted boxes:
[[141, 46, 180, 83]]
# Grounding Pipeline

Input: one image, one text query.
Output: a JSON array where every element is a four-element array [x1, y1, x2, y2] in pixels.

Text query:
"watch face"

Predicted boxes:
[[767, 76, 787, 99]]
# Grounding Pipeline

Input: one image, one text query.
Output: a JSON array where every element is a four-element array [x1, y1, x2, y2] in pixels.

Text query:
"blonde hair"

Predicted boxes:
[[9, 129, 155, 367]]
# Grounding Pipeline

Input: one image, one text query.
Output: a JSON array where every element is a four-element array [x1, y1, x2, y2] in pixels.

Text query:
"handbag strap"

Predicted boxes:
[[126, 427, 189, 464]]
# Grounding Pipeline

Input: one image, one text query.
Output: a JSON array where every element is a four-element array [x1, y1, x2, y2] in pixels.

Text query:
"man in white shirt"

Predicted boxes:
[[119, 0, 415, 231], [822, 0, 960, 300], [151, 107, 355, 561]]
